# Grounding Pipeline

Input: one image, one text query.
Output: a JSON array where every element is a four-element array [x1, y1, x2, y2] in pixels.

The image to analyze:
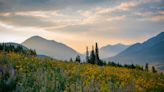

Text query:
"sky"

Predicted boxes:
[[0, 0, 164, 53]]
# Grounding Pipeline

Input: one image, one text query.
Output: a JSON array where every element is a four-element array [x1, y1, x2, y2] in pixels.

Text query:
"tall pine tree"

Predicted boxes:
[[145, 63, 149, 72], [95, 42, 100, 64], [90, 46, 95, 64], [75, 55, 81, 63], [86, 46, 90, 63], [152, 66, 157, 73]]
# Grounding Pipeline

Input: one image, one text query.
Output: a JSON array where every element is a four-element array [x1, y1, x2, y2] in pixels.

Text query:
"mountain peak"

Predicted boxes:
[[115, 43, 123, 45], [22, 35, 82, 60], [114, 43, 125, 46], [30, 35, 45, 40], [102, 43, 126, 48], [100, 43, 129, 58], [23, 36, 49, 43]]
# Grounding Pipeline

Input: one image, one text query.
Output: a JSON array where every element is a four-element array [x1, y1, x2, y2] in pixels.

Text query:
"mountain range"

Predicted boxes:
[[21, 35, 129, 60], [106, 32, 164, 70], [21, 32, 164, 66], [1, 32, 164, 71], [99, 44, 129, 59], [22, 36, 83, 60]]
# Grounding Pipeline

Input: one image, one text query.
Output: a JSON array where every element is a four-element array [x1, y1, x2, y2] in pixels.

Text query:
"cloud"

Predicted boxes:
[[0, 0, 109, 13], [95, 2, 137, 15], [0, 0, 162, 32], [0, 10, 62, 18], [15, 11, 50, 18], [0, 0, 163, 27], [0, 12, 12, 16], [0, 0, 162, 13], [150, 15, 164, 21], [134, 10, 164, 22], [0, 21, 46, 33]]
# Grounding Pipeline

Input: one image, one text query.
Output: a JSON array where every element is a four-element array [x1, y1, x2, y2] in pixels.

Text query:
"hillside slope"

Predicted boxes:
[[107, 32, 164, 70], [100, 44, 129, 58], [22, 36, 82, 60]]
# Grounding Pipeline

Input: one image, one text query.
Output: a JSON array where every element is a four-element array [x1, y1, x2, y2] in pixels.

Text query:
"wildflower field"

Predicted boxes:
[[0, 52, 164, 92]]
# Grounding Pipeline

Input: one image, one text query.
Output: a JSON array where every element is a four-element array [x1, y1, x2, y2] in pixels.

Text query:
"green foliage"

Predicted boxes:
[[0, 57, 16, 92], [0, 52, 164, 92], [87, 43, 103, 65], [0, 43, 36, 56], [107, 62, 145, 71], [95, 42, 100, 64], [89, 46, 96, 64]]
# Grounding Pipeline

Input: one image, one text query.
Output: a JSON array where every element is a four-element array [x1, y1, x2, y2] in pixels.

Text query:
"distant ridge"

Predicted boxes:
[[106, 32, 164, 71], [99, 43, 129, 58], [22, 36, 83, 60]]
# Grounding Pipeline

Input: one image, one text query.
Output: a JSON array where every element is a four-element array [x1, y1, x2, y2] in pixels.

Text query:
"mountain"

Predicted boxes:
[[107, 32, 164, 70], [22, 36, 82, 60], [99, 44, 129, 59]]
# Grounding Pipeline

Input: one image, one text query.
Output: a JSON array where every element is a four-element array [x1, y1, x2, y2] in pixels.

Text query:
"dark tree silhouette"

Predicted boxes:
[[95, 42, 100, 64], [75, 55, 81, 63], [90, 46, 95, 64], [86, 43, 103, 65], [145, 63, 149, 72], [69, 58, 73, 62], [152, 66, 157, 73], [86, 46, 90, 63]]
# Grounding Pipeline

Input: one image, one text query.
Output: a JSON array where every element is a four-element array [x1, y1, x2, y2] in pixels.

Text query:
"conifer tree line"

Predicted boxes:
[[0, 43, 36, 56], [86, 42, 104, 66], [144, 63, 157, 73]]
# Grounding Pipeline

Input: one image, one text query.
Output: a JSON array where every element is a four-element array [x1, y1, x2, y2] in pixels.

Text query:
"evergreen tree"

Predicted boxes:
[[90, 46, 95, 64], [2, 43, 5, 52], [33, 49, 36, 56], [152, 66, 157, 73], [129, 64, 135, 69], [0, 44, 2, 51], [69, 58, 73, 62], [86, 46, 90, 63], [136, 65, 144, 71], [30, 49, 36, 56], [145, 63, 149, 72], [75, 55, 81, 63], [95, 42, 100, 64]]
